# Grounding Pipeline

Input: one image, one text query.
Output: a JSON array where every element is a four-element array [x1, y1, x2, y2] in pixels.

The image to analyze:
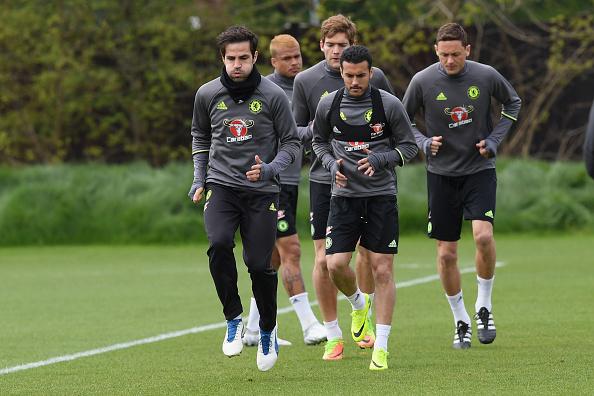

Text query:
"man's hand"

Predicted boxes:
[[190, 186, 204, 204], [428, 136, 443, 156], [246, 155, 264, 181], [357, 148, 375, 177], [332, 158, 347, 188], [476, 140, 493, 159]]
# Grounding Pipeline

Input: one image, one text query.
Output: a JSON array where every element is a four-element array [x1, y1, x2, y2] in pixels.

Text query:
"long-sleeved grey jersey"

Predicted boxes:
[[312, 87, 417, 197], [403, 60, 521, 176], [293, 60, 394, 184], [266, 71, 302, 186], [585, 100, 594, 179], [191, 76, 300, 193]]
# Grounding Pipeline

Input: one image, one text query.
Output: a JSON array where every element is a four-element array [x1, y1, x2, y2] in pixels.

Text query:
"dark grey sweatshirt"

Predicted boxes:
[[293, 60, 394, 184], [312, 88, 418, 197], [191, 76, 300, 193], [266, 71, 302, 186], [403, 60, 521, 176]]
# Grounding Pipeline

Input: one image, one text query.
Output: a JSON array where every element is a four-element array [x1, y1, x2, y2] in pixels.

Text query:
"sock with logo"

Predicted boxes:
[[289, 292, 318, 331], [246, 297, 260, 333], [323, 319, 342, 340], [346, 289, 366, 310], [475, 275, 494, 312], [375, 324, 391, 350], [446, 291, 471, 325]]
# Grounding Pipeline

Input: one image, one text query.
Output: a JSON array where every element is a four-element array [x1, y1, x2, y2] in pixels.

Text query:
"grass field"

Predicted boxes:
[[1, 235, 593, 394]]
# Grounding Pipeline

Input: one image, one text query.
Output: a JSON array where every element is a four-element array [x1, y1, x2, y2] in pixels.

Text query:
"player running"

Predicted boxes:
[[188, 26, 300, 371], [292, 14, 394, 360], [403, 23, 521, 349], [312, 45, 417, 370]]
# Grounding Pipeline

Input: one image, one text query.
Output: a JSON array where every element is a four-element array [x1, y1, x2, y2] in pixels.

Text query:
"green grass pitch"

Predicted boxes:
[[1, 235, 593, 394]]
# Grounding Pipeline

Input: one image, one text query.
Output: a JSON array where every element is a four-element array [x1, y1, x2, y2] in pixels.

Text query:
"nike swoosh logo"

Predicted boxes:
[[353, 322, 365, 338], [371, 359, 384, 368]]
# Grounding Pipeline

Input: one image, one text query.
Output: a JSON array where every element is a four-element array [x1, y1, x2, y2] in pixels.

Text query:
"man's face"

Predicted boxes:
[[271, 46, 302, 78], [222, 41, 258, 82], [320, 32, 350, 71], [341, 60, 372, 97], [435, 40, 470, 76]]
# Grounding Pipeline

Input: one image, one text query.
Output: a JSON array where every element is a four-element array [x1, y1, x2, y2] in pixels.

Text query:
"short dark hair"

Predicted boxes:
[[340, 45, 372, 70], [217, 25, 258, 56], [436, 23, 468, 46]]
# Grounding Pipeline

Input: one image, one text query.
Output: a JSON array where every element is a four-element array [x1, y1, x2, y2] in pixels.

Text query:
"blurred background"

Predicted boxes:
[[1, 0, 593, 245]]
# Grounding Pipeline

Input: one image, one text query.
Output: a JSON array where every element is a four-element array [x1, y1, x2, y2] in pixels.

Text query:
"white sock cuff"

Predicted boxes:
[[376, 324, 392, 336], [289, 291, 308, 304]]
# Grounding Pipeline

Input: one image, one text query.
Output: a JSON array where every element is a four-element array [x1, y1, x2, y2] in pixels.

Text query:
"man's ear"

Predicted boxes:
[[253, 50, 258, 64]]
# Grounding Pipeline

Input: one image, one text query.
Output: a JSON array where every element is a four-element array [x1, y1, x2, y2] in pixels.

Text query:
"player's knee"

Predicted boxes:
[[247, 261, 276, 275], [474, 230, 494, 249], [373, 266, 393, 285], [437, 250, 457, 267], [209, 238, 234, 253], [279, 238, 301, 263]]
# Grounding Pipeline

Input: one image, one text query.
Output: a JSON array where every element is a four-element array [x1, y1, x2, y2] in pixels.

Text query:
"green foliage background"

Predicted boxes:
[[0, 160, 592, 245], [1, 0, 593, 164]]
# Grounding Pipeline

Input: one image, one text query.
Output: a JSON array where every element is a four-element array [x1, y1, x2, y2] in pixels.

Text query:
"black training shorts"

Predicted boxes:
[[325, 195, 399, 255], [276, 184, 298, 238], [426, 168, 496, 241], [309, 181, 331, 240]]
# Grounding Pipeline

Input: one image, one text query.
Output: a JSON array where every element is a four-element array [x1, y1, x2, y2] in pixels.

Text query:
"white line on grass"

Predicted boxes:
[[1, 262, 505, 376]]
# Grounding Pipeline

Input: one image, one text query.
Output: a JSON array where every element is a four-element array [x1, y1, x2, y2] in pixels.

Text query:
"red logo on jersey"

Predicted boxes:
[[444, 105, 474, 128], [223, 119, 254, 142], [344, 141, 370, 152], [370, 122, 385, 139]]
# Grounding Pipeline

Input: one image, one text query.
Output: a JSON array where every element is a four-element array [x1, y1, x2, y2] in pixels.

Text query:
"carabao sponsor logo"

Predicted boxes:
[[223, 119, 254, 142], [344, 141, 370, 151], [444, 105, 474, 128]]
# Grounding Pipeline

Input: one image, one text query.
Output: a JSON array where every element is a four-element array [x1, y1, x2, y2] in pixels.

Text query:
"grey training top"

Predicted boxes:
[[266, 71, 302, 185], [403, 60, 521, 176], [585, 100, 594, 179], [191, 76, 300, 193], [312, 88, 418, 197], [293, 60, 394, 184]]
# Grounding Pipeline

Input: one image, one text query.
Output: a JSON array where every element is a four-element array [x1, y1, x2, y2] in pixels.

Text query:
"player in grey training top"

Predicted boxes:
[[584, 100, 594, 179], [242, 34, 326, 348], [188, 26, 300, 372], [403, 22, 521, 350], [292, 14, 393, 357], [312, 45, 417, 370]]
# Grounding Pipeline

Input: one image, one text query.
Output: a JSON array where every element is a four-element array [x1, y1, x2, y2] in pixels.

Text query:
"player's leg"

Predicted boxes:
[[368, 252, 394, 370], [360, 194, 398, 370], [276, 184, 325, 344], [464, 168, 497, 344], [310, 182, 342, 359], [240, 191, 280, 371], [427, 172, 471, 349], [203, 184, 244, 357], [326, 196, 371, 344], [243, 246, 292, 346], [354, 245, 375, 349]]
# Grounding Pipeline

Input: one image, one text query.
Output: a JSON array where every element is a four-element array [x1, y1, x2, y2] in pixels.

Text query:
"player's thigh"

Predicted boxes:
[[239, 192, 279, 270], [276, 184, 299, 238], [203, 183, 240, 246], [462, 168, 497, 224], [427, 172, 463, 242], [360, 195, 399, 254], [309, 181, 331, 240], [326, 196, 362, 255]]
